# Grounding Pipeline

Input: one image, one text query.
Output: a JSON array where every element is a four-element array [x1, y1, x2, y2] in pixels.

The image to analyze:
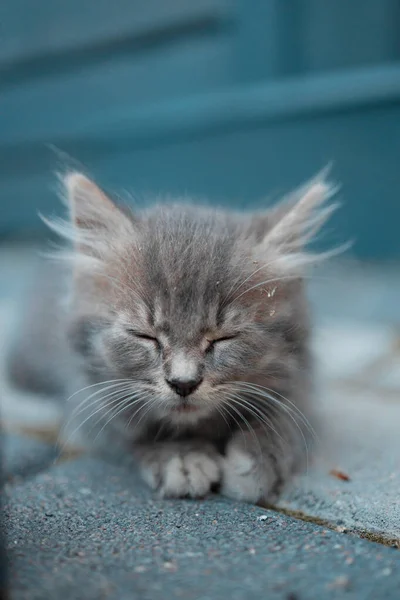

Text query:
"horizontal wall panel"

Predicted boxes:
[[2, 63, 400, 157], [284, 0, 400, 75], [1, 35, 232, 148], [2, 1, 400, 260], [0, 0, 230, 74], [1, 99, 399, 260]]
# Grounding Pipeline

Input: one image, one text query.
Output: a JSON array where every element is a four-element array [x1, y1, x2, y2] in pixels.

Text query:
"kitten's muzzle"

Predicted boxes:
[[166, 376, 203, 397]]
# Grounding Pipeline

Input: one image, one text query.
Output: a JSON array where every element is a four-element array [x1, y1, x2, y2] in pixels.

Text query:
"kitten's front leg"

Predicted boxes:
[[135, 440, 222, 498], [221, 429, 298, 504]]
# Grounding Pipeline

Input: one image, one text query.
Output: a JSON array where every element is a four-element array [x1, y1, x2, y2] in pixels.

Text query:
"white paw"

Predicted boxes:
[[159, 452, 221, 498], [221, 446, 265, 503]]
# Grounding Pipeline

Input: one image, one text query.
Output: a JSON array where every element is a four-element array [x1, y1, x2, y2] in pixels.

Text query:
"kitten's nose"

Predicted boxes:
[[166, 376, 203, 397]]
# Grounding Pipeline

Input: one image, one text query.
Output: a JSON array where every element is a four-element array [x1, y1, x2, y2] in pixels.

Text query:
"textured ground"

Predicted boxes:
[[1, 242, 400, 599], [5, 442, 400, 600]]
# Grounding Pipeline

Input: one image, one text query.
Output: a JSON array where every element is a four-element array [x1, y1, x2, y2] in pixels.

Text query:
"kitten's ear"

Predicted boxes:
[[65, 172, 131, 234], [42, 172, 136, 268], [46, 171, 136, 263], [257, 172, 340, 271]]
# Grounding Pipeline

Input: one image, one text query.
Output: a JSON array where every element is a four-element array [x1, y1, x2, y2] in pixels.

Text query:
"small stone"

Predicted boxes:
[[382, 568, 392, 576], [249, 547, 256, 555], [336, 526, 348, 533], [134, 565, 147, 573], [328, 575, 351, 590], [163, 561, 177, 571], [257, 515, 269, 521]]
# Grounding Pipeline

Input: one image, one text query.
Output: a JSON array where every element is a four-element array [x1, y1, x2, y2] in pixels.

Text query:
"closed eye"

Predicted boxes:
[[206, 335, 237, 352], [126, 330, 159, 344]]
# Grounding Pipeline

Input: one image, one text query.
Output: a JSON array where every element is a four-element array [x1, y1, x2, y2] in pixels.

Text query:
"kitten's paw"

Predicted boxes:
[[221, 445, 264, 503], [142, 451, 221, 498], [162, 452, 220, 498]]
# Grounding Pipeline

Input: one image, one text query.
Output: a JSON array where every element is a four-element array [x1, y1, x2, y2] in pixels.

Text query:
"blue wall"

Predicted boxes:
[[1, 0, 400, 259]]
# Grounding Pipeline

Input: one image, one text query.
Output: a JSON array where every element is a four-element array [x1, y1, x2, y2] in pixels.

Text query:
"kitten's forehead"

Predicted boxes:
[[152, 292, 220, 339], [137, 207, 241, 319], [116, 204, 288, 336]]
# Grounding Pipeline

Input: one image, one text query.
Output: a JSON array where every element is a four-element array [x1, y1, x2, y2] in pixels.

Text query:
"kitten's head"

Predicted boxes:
[[50, 172, 338, 428]]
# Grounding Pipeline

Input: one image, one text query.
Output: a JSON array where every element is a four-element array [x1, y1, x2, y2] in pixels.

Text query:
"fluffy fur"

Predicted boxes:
[[8, 171, 339, 503]]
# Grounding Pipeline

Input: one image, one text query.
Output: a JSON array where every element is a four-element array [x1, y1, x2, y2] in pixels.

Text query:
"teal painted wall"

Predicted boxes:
[[1, 0, 400, 259]]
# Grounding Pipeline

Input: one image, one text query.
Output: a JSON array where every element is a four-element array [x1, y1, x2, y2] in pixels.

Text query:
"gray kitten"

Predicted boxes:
[[8, 172, 338, 503]]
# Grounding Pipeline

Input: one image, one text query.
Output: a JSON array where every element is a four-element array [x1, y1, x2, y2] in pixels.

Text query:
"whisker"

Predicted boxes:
[[153, 420, 168, 442], [60, 388, 130, 448], [135, 397, 157, 430], [214, 403, 231, 431], [224, 394, 287, 460], [71, 383, 134, 418], [225, 393, 286, 444], [220, 397, 262, 457], [218, 401, 246, 441], [223, 385, 311, 474], [125, 399, 150, 431], [93, 393, 150, 440], [61, 385, 134, 441], [230, 381, 317, 441], [227, 381, 315, 437], [241, 400, 308, 475], [89, 392, 148, 432], [66, 378, 132, 404], [249, 395, 311, 475], [252, 395, 317, 449], [232, 385, 311, 442], [59, 389, 138, 451]]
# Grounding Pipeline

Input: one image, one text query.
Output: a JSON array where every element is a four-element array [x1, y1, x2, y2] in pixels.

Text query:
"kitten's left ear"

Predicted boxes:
[[256, 172, 340, 271]]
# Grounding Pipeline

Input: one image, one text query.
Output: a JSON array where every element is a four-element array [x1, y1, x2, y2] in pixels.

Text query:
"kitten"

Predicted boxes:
[[8, 171, 338, 503]]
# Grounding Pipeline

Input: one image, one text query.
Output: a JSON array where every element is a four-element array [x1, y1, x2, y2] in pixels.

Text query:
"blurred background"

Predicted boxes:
[[1, 0, 400, 262]]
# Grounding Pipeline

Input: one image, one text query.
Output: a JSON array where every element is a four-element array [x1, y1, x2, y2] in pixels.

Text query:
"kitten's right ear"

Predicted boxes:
[[65, 172, 131, 235], [44, 172, 136, 261], [43, 172, 135, 266]]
